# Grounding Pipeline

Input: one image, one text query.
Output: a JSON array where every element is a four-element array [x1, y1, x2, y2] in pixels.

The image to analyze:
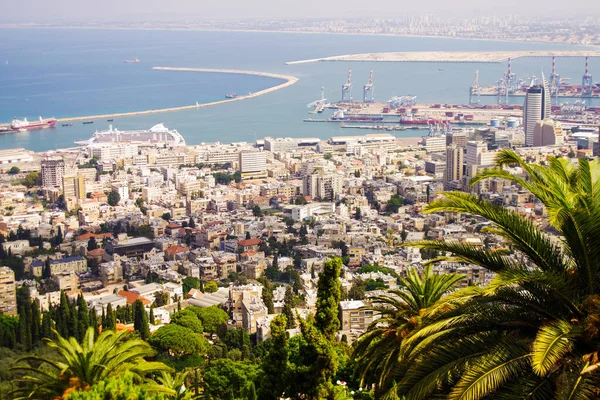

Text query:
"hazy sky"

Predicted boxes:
[[3, 0, 597, 22]]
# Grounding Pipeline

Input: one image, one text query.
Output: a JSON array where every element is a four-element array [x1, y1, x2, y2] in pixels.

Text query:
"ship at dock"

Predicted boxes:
[[329, 110, 384, 122], [10, 117, 57, 132], [76, 124, 186, 147], [225, 93, 239, 99]]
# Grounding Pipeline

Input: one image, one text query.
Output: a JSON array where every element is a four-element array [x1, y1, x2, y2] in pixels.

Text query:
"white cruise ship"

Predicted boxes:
[[76, 124, 186, 147]]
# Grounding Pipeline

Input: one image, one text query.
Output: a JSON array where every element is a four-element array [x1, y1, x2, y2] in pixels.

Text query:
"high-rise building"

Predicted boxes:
[[445, 145, 464, 183], [523, 79, 551, 147], [533, 120, 564, 147], [62, 175, 86, 211], [41, 157, 66, 188], [447, 131, 468, 147], [302, 170, 343, 201], [239, 151, 267, 180], [0, 267, 16, 316]]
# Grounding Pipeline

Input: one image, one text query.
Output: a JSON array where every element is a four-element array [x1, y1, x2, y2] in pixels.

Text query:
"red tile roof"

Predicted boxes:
[[117, 290, 151, 306], [165, 245, 189, 256], [238, 238, 261, 246]]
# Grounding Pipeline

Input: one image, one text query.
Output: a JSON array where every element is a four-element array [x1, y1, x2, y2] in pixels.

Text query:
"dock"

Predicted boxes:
[[286, 50, 600, 65]]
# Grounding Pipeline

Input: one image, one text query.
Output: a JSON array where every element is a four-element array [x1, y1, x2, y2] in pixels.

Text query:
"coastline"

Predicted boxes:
[[11, 68, 298, 125], [1, 25, 597, 49]]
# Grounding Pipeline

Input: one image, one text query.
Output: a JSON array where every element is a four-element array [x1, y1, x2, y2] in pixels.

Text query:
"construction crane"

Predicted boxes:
[[469, 69, 480, 105], [341, 69, 352, 102], [363, 69, 374, 103], [549, 56, 560, 103], [582, 56, 593, 97], [496, 77, 505, 105]]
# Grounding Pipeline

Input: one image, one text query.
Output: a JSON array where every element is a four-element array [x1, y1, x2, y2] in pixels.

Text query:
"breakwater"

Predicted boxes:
[[29, 68, 298, 124], [286, 50, 600, 64]]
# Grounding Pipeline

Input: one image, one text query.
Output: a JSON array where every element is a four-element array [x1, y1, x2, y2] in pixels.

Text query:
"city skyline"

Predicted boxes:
[[4, 0, 600, 22]]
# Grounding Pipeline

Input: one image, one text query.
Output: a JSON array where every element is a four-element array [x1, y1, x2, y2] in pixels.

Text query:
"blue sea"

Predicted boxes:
[[0, 28, 595, 152]]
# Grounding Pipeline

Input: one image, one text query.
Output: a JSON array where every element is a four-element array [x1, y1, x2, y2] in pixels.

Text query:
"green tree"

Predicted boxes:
[[170, 309, 203, 334], [20, 172, 41, 188], [107, 190, 120, 206], [149, 324, 206, 358], [153, 291, 170, 307], [283, 286, 296, 329], [258, 314, 290, 399], [76, 294, 90, 342], [393, 150, 600, 399], [133, 299, 150, 340], [201, 358, 261, 400], [385, 194, 405, 214], [352, 265, 464, 394], [161, 212, 171, 221], [65, 371, 176, 399], [11, 327, 172, 399], [87, 237, 98, 251], [188, 217, 196, 229], [189, 306, 229, 333], [252, 205, 262, 217], [315, 258, 342, 339], [104, 303, 116, 331], [262, 284, 275, 314], [203, 281, 218, 294], [149, 305, 155, 325], [8, 166, 20, 174], [182, 276, 200, 295]]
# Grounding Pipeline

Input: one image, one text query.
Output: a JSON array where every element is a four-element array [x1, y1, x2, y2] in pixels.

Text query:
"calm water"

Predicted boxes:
[[0, 28, 595, 151]]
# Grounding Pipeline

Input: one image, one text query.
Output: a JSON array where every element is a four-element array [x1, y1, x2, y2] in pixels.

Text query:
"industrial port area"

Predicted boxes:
[[304, 66, 600, 135]]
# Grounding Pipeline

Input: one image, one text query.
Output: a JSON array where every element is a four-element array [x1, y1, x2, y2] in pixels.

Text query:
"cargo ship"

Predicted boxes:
[[11, 117, 57, 131], [124, 59, 140, 63], [330, 110, 384, 122]]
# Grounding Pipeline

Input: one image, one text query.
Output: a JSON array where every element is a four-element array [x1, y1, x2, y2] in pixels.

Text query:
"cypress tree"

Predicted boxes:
[[315, 257, 342, 339], [133, 300, 150, 339], [41, 312, 53, 339], [42, 259, 51, 279], [89, 307, 99, 337], [149, 305, 155, 325], [258, 314, 289, 399], [77, 295, 90, 341], [18, 305, 32, 350], [283, 286, 296, 329], [57, 291, 70, 337], [56, 226, 63, 245], [188, 216, 196, 229], [69, 300, 79, 339], [100, 307, 106, 330], [30, 301, 41, 344], [105, 303, 116, 331], [262, 286, 275, 314]]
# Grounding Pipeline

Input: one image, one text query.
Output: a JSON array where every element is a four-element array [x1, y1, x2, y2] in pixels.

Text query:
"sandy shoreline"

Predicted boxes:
[[15, 68, 298, 124]]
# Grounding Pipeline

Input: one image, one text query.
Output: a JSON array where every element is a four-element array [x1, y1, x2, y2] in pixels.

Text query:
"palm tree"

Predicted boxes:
[[11, 327, 172, 399], [393, 150, 600, 399], [352, 265, 464, 395]]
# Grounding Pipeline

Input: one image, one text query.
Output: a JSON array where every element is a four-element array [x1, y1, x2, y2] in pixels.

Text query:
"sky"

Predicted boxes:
[[2, 0, 598, 22]]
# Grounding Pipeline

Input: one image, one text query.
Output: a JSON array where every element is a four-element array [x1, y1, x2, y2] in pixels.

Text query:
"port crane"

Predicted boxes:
[[363, 69, 374, 102], [582, 56, 593, 97], [469, 70, 480, 105], [503, 58, 516, 104], [341, 69, 353, 102], [549, 56, 560, 103]]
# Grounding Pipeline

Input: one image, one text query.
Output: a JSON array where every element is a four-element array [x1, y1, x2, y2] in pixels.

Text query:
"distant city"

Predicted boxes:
[[5, 15, 600, 45]]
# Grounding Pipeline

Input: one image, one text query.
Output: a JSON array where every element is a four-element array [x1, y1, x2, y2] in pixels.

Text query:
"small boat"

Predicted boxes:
[[225, 93, 238, 99], [107, 119, 114, 122], [83, 121, 94, 125], [124, 58, 140, 63], [62, 123, 73, 127], [438, 68, 445, 71]]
